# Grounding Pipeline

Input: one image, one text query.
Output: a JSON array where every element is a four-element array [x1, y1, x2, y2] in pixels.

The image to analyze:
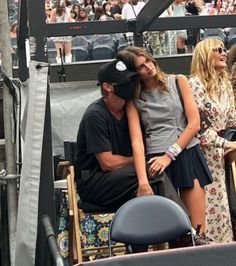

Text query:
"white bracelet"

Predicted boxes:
[[172, 143, 182, 154]]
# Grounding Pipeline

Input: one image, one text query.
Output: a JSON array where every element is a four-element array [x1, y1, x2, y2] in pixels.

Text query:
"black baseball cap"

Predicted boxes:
[[97, 59, 138, 85]]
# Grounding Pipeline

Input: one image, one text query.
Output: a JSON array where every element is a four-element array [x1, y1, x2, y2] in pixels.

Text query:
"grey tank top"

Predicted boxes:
[[135, 75, 199, 154]]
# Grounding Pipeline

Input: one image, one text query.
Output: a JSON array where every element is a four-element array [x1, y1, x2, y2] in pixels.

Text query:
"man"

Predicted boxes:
[[121, 0, 145, 45], [75, 59, 175, 211], [110, 0, 128, 20]]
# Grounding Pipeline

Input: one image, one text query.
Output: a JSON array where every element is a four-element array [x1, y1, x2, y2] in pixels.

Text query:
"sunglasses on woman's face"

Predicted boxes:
[[213, 47, 227, 54]]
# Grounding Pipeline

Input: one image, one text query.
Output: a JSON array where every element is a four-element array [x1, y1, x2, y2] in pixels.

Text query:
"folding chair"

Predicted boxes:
[[91, 35, 117, 60], [108, 195, 195, 257], [57, 142, 125, 265]]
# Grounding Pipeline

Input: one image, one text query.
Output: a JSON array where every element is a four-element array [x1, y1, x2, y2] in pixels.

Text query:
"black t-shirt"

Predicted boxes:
[[76, 98, 132, 171]]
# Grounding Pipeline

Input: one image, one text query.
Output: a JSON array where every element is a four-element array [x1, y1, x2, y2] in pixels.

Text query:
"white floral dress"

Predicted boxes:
[[189, 76, 236, 243]]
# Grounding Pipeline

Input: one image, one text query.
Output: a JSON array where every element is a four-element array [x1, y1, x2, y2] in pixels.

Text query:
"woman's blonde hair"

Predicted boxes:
[[191, 38, 230, 97], [117, 46, 168, 97]]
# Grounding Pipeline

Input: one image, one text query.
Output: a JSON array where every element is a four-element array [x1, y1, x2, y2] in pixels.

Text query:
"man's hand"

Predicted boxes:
[[137, 183, 154, 196]]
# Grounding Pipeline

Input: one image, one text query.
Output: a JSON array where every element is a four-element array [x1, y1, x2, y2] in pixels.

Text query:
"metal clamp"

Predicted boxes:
[[0, 170, 20, 180]]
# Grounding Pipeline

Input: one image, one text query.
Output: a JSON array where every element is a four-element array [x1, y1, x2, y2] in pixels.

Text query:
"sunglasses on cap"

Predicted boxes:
[[213, 47, 227, 54]]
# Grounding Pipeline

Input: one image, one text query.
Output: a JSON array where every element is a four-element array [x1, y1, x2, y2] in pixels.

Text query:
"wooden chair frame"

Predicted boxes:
[[57, 161, 125, 266]]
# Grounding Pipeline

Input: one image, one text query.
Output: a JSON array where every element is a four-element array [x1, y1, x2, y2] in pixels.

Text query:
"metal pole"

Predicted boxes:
[[0, 1, 18, 265], [41, 215, 64, 266]]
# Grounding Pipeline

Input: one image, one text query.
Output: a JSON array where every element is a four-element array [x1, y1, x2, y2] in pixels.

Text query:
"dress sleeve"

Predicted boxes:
[[189, 77, 227, 149]]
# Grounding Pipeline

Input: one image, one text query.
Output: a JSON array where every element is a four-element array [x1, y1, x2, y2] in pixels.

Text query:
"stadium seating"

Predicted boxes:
[[203, 28, 226, 43], [47, 38, 57, 64], [72, 36, 92, 61], [228, 27, 236, 49], [91, 35, 117, 60], [117, 35, 129, 52]]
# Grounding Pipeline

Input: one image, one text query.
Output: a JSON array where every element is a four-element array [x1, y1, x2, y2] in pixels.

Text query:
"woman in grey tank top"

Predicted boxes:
[[117, 46, 213, 245]]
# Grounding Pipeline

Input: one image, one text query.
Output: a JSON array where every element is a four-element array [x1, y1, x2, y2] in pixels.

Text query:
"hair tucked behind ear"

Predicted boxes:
[[117, 46, 169, 95]]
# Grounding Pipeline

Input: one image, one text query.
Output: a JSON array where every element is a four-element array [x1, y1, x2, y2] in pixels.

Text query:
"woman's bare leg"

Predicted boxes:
[[180, 179, 206, 233]]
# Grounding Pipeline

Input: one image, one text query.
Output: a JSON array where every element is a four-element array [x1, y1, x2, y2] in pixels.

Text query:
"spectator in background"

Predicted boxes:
[[189, 38, 236, 242], [65, 0, 72, 10], [71, 3, 81, 15], [111, 0, 128, 20], [83, 0, 93, 14], [228, 3, 236, 14], [70, 9, 78, 21], [218, 6, 226, 13], [172, 0, 187, 54], [10, 21, 17, 39], [93, 6, 105, 20], [109, 0, 118, 13], [90, 0, 100, 19], [50, 1, 73, 63], [121, 0, 145, 46], [148, 7, 172, 56], [45, 0, 52, 10], [78, 7, 90, 21], [10, 21, 18, 66], [184, 0, 203, 52], [83, 0, 92, 8], [208, 0, 223, 15], [45, 6, 52, 22], [103, 1, 114, 19]]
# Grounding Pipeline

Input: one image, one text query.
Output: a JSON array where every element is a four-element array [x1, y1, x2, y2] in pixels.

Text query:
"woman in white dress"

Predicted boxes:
[[50, 1, 73, 63], [189, 38, 236, 242]]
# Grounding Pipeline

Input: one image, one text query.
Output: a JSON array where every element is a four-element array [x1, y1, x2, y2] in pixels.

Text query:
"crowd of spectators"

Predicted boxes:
[[5, 0, 236, 65], [43, 0, 236, 63]]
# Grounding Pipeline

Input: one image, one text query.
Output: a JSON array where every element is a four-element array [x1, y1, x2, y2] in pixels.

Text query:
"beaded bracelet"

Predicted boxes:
[[165, 150, 176, 161], [168, 143, 182, 157], [172, 143, 182, 154], [165, 143, 182, 161]]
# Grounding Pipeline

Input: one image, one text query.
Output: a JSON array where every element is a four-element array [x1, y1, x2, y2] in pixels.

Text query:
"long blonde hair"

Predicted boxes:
[[117, 46, 168, 96], [190, 38, 230, 97]]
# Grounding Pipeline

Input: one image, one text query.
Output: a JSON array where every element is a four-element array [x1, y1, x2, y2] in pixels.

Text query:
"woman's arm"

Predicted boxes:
[[175, 75, 200, 149], [148, 75, 199, 177], [126, 100, 154, 196], [189, 77, 229, 148]]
